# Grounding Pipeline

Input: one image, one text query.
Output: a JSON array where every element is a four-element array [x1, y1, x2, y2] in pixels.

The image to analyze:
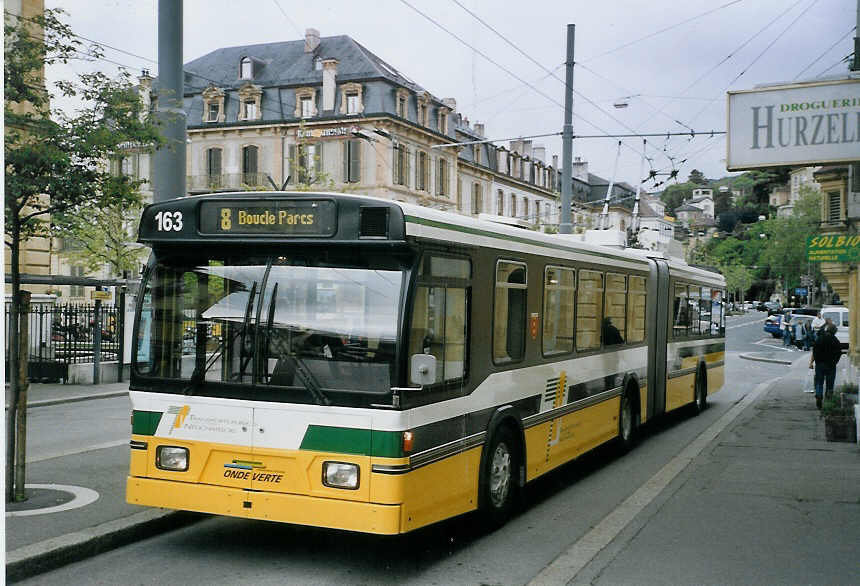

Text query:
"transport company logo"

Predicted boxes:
[[166, 405, 190, 434]]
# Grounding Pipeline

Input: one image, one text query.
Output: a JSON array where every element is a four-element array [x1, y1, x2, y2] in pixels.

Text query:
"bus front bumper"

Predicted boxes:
[[127, 476, 402, 535]]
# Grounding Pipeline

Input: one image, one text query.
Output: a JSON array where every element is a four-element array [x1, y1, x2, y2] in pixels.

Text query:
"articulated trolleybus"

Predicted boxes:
[[127, 191, 725, 534]]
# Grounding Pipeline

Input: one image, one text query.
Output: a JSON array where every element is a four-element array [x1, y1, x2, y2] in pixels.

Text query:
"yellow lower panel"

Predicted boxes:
[[399, 447, 481, 532], [666, 373, 694, 412], [639, 385, 649, 424], [707, 365, 725, 396], [127, 476, 402, 534], [524, 397, 620, 482]]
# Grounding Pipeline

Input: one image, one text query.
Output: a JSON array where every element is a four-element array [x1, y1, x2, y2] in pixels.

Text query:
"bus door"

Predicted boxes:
[[646, 259, 670, 419]]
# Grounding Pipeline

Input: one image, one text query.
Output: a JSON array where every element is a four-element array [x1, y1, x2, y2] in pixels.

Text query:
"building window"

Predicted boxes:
[[207, 102, 219, 122], [473, 144, 481, 165], [346, 93, 360, 115], [206, 147, 222, 189], [393, 143, 408, 186], [240, 57, 252, 80], [494, 261, 527, 363], [535, 201, 540, 223], [295, 88, 317, 118], [301, 97, 313, 118], [826, 190, 842, 223], [471, 183, 482, 215], [244, 100, 257, 120], [437, 158, 449, 196], [396, 93, 408, 118], [523, 198, 529, 221], [242, 145, 259, 185], [497, 190, 504, 215], [343, 139, 361, 183], [510, 194, 517, 218], [416, 151, 428, 191], [111, 154, 139, 179], [314, 57, 323, 71], [287, 143, 322, 184], [439, 110, 448, 134], [417, 103, 427, 126]]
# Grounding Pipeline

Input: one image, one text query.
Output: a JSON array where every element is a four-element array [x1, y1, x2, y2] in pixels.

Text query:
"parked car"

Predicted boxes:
[[765, 301, 782, 315], [821, 305, 850, 351], [764, 314, 783, 337], [789, 315, 815, 349]]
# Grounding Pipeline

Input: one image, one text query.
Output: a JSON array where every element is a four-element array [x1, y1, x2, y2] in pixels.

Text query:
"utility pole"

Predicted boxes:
[[152, 0, 186, 203], [559, 24, 575, 234]]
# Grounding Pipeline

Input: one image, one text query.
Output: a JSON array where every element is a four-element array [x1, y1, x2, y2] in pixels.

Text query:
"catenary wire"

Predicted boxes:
[[793, 26, 855, 80]]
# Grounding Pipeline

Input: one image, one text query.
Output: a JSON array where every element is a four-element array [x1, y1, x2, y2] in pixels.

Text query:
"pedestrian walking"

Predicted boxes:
[[809, 323, 842, 409], [782, 314, 795, 349], [801, 318, 814, 351]]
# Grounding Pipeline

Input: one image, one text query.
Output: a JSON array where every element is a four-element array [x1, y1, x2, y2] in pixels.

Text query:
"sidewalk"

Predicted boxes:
[[5, 381, 130, 410], [6, 362, 860, 583]]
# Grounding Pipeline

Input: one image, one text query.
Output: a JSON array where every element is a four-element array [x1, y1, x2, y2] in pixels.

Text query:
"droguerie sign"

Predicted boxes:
[[727, 79, 860, 170]]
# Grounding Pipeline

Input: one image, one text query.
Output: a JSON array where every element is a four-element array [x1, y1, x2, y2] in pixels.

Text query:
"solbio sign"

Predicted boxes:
[[807, 234, 860, 263], [727, 78, 860, 170]]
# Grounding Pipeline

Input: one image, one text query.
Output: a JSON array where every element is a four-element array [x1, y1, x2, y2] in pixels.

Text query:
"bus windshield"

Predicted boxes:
[[134, 253, 405, 399]]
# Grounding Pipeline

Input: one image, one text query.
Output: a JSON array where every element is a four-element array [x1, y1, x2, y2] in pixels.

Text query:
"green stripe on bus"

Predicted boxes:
[[404, 215, 636, 264], [132, 410, 162, 435], [300, 425, 403, 457]]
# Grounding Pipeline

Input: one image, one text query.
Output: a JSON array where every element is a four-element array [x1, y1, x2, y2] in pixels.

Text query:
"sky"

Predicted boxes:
[[43, 0, 858, 191]]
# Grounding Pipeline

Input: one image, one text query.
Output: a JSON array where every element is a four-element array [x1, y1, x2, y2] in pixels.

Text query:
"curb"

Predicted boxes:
[[739, 352, 794, 365], [5, 390, 128, 411], [5, 509, 202, 582]]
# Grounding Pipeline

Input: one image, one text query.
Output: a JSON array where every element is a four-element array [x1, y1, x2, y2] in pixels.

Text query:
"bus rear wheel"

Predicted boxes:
[[693, 371, 707, 415], [480, 426, 518, 527], [618, 388, 639, 452]]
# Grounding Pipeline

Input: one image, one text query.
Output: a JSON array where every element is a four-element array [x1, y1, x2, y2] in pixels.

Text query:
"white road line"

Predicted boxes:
[[528, 379, 774, 586], [726, 320, 763, 330], [28, 439, 127, 463]]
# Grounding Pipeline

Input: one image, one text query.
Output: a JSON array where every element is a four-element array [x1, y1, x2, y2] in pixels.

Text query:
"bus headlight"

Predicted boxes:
[[156, 446, 189, 471], [322, 462, 359, 489]]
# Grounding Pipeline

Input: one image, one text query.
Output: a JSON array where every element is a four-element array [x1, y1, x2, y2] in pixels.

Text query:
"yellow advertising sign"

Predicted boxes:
[[91, 290, 112, 301], [807, 234, 860, 262]]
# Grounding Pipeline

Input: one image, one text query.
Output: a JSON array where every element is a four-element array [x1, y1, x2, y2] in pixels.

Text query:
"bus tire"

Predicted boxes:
[[693, 367, 707, 415], [618, 386, 639, 452], [479, 425, 519, 528]]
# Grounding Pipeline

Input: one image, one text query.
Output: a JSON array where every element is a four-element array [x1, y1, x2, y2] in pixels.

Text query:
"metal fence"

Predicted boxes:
[[4, 302, 123, 382]]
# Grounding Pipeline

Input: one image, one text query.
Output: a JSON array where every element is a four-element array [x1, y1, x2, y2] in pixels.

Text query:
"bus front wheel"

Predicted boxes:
[[618, 388, 639, 452], [480, 425, 519, 527], [693, 370, 707, 415]]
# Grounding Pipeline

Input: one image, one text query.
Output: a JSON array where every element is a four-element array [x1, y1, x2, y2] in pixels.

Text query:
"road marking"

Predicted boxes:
[[726, 320, 763, 330], [5, 484, 99, 517], [28, 439, 127, 463], [528, 379, 774, 586]]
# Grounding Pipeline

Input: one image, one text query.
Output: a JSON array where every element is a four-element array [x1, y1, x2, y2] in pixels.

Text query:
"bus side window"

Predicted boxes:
[[576, 270, 604, 351], [627, 276, 647, 343], [673, 284, 689, 338], [494, 261, 527, 363]]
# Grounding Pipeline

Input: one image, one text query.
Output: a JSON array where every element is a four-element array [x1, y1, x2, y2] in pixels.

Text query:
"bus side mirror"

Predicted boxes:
[[410, 354, 437, 386]]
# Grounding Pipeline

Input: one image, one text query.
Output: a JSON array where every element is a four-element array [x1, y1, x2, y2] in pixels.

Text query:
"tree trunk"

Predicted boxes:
[[14, 290, 30, 501]]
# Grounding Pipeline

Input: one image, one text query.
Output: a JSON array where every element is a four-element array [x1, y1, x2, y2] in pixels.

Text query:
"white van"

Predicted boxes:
[[821, 305, 850, 350]]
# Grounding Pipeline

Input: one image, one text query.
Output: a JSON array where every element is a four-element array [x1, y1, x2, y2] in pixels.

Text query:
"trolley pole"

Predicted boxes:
[[559, 24, 575, 234], [152, 0, 186, 203]]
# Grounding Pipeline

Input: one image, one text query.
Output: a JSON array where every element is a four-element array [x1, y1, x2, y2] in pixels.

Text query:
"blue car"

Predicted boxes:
[[764, 314, 782, 337]]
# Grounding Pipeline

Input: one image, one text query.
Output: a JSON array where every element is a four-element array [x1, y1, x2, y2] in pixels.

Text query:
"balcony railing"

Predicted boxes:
[[187, 173, 270, 193]]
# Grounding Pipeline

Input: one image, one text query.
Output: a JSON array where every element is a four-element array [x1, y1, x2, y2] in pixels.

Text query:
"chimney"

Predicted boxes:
[[552, 155, 558, 168], [533, 144, 546, 164], [572, 158, 588, 182], [305, 28, 320, 53], [322, 59, 338, 111], [442, 98, 457, 111], [510, 139, 522, 154], [473, 122, 484, 137], [521, 140, 533, 158]]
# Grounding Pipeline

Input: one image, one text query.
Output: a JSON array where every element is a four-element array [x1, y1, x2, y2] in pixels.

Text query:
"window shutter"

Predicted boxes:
[[392, 145, 399, 184], [828, 191, 841, 223], [350, 140, 361, 182], [316, 143, 324, 177], [343, 142, 350, 182], [405, 147, 411, 188]]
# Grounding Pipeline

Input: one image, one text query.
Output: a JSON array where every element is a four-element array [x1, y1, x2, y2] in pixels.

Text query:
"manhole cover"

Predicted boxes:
[[5, 484, 99, 516]]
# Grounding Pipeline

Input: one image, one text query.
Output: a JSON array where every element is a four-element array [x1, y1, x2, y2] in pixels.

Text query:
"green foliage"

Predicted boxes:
[[660, 182, 695, 215], [5, 8, 164, 268]]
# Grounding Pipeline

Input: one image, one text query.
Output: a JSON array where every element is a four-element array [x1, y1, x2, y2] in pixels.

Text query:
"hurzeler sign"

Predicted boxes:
[[727, 78, 860, 170], [807, 234, 860, 263]]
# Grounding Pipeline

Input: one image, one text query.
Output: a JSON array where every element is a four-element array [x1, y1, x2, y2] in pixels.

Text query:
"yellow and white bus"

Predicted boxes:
[[126, 191, 725, 534]]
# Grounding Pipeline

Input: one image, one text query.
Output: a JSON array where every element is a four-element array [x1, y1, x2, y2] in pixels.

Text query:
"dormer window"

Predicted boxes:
[[202, 85, 226, 123], [240, 57, 252, 80], [295, 87, 317, 118], [417, 92, 431, 127], [238, 83, 263, 121], [339, 82, 364, 116], [396, 88, 410, 119], [314, 57, 323, 71]]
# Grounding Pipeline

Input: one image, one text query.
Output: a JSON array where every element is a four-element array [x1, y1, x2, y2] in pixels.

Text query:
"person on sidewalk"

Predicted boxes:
[[801, 318, 814, 351], [811, 311, 825, 342], [809, 323, 842, 409], [782, 314, 795, 349]]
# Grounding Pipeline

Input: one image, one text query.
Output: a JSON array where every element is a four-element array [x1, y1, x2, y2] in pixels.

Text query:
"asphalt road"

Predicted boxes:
[[17, 311, 795, 586]]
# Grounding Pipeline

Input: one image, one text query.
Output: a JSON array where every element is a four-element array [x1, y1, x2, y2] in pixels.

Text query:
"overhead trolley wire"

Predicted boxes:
[[793, 26, 856, 80]]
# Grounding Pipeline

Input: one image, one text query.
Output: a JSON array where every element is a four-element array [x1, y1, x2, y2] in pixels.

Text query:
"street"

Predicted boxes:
[[13, 311, 854, 585]]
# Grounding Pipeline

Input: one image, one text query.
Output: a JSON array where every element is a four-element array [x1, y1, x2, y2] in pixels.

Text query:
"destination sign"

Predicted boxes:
[[199, 200, 337, 236]]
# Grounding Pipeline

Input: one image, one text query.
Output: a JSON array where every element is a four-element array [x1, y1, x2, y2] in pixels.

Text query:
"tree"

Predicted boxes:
[[4, 9, 163, 501], [688, 169, 707, 185], [660, 182, 695, 215]]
